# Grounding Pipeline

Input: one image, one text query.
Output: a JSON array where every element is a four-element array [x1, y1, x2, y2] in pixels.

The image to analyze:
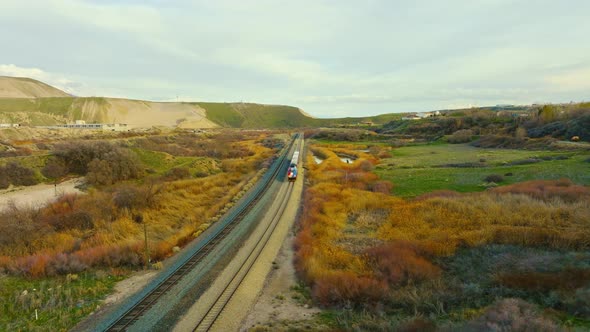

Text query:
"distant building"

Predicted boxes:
[[38, 123, 129, 131], [0, 123, 20, 128], [401, 111, 440, 120], [402, 114, 421, 120]]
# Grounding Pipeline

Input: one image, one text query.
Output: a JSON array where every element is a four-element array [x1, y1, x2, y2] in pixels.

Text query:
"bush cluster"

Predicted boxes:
[[0, 162, 38, 189], [296, 141, 589, 331], [52, 141, 143, 185], [447, 129, 474, 143]]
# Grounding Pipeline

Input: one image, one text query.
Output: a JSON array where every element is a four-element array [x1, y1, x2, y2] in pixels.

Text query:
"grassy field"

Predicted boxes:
[[194, 102, 245, 127], [195, 102, 323, 128], [131, 148, 216, 176], [293, 140, 590, 330], [375, 143, 590, 197], [0, 272, 123, 331]]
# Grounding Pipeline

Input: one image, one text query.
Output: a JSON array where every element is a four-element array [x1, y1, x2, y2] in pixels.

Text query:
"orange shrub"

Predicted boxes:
[[491, 179, 590, 202], [365, 242, 441, 285], [496, 269, 590, 291], [312, 271, 389, 307], [152, 241, 174, 261], [28, 254, 50, 278], [298, 140, 590, 313], [415, 190, 461, 201]]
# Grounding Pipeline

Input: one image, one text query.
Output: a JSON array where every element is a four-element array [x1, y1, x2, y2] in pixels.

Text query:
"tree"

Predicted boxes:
[[0, 171, 8, 189], [42, 157, 67, 195], [539, 105, 557, 123], [87, 159, 114, 185], [86, 148, 143, 185], [113, 186, 143, 212], [515, 127, 527, 139], [3, 162, 38, 186]]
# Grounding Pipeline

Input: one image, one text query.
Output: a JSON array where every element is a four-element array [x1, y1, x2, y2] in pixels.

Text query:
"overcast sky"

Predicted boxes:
[[1, 0, 589, 118]]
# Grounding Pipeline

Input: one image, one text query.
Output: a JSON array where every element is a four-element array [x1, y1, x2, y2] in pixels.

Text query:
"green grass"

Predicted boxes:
[[238, 104, 319, 128], [375, 143, 590, 197], [195, 102, 244, 127], [196, 102, 325, 128], [0, 154, 51, 183], [437, 245, 590, 329], [195, 102, 407, 128], [384, 143, 577, 167], [0, 272, 123, 331], [132, 148, 214, 175]]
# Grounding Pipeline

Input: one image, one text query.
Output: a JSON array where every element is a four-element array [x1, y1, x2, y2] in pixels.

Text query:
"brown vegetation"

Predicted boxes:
[[0, 132, 279, 278], [0, 162, 38, 188], [295, 142, 590, 316]]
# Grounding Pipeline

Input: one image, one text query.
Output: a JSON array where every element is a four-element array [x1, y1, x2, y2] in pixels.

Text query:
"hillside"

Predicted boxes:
[[0, 76, 401, 129], [0, 97, 219, 128], [0, 76, 70, 98], [194, 102, 323, 128], [376, 103, 590, 143]]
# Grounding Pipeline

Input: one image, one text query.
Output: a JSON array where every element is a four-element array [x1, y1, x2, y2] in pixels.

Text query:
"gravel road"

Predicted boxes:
[[0, 177, 84, 212]]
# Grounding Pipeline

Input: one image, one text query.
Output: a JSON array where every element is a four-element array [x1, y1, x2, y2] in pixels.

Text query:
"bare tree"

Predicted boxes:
[[42, 157, 67, 195]]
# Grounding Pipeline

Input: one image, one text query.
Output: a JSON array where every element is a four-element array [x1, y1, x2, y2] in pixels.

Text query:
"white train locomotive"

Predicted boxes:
[[287, 150, 299, 181]]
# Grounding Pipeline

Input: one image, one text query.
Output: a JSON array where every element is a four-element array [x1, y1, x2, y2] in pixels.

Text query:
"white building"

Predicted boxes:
[[38, 123, 129, 131]]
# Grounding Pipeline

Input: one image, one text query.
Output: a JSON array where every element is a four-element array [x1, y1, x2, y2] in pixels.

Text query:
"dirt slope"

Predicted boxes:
[[0, 76, 311, 129], [82, 98, 219, 128], [0, 76, 70, 98], [0, 97, 219, 128]]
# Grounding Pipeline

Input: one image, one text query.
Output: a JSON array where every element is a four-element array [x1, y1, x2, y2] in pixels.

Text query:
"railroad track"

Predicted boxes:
[[102, 135, 299, 332], [192, 177, 295, 331]]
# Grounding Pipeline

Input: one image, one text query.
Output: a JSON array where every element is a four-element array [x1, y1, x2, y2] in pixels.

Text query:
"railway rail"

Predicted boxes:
[[100, 135, 299, 331], [191, 137, 302, 331], [193, 181, 294, 331]]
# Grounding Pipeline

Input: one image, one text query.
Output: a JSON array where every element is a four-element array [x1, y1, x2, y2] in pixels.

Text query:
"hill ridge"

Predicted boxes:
[[0, 76, 70, 98]]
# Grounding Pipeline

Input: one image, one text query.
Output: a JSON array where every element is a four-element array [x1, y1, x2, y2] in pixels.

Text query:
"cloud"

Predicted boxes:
[[1, 1, 590, 117], [0, 64, 82, 95], [545, 66, 590, 92]]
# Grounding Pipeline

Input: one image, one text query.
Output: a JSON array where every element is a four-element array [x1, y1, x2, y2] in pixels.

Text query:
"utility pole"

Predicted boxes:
[[134, 213, 149, 269], [144, 221, 149, 269]]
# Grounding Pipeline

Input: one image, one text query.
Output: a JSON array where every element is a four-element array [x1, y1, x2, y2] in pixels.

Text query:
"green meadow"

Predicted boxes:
[[375, 143, 590, 197], [131, 148, 217, 176]]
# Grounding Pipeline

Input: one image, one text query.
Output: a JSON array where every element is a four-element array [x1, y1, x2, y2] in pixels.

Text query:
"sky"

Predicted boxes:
[[1, 0, 589, 118]]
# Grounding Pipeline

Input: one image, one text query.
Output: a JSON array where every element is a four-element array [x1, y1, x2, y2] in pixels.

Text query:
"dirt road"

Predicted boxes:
[[0, 178, 84, 212]]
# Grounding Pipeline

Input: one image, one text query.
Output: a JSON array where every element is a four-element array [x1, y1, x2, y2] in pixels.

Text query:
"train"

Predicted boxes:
[[287, 150, 299, 181]]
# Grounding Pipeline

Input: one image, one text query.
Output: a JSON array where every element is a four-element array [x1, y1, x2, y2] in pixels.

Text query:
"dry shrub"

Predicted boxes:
[[45, 253, 87, 276], [74, 243, 142, 268], [0, 133, 273, 278], [152, 241, 174, 261], [165, 166, 191, 180], [484, 174, 504, 183], [27, 254, 50, 277], [0, 162, 38, 186], [565, 287, 590, 317], [461, 298, 561, 332], [491, 226, 589, 249], [397, 318, 437, 332], [312, 271, 388, 307], [370, 180, 393, 194], [415, 190, 461, 201], [496, 268, 590, 291], [298, 141, 590, 314], [491, 179, 590, 203], [379, 194, 590, 254], [448, 129, 474, 144], [365, 242, 441, 286]]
